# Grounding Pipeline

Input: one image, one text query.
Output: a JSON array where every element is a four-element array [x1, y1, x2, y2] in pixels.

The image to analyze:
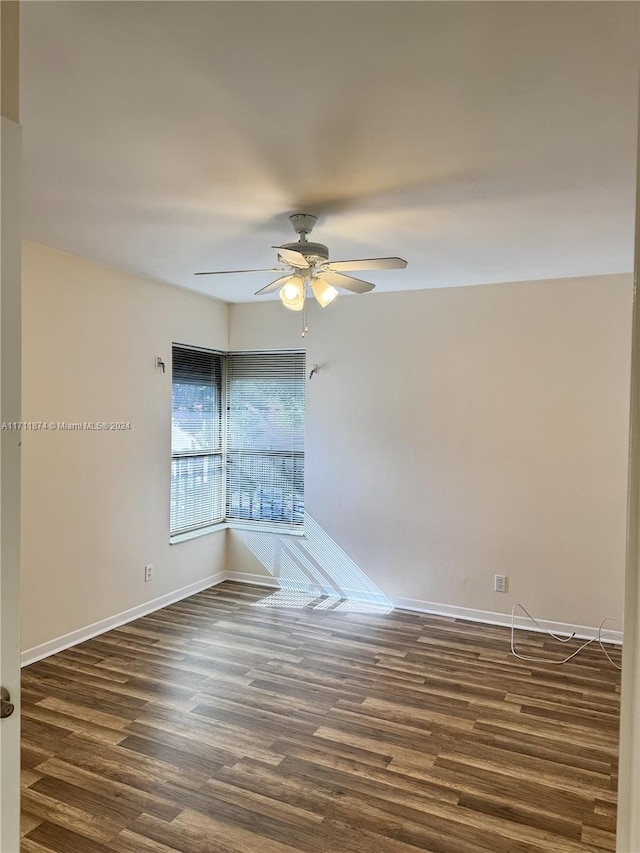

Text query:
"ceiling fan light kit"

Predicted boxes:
[[310, 278, 339, 308], [195, 213, 408, 316], [279, 275, 305, 311]]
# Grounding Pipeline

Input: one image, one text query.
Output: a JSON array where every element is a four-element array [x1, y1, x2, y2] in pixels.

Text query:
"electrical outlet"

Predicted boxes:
[[144, 563, 153, 582], [494, 574, 507, 593]]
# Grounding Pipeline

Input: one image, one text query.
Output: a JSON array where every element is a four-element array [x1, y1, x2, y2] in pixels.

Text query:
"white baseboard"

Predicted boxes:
[[21, 572, 226, 667], [390, 595, 623, 645], [22, 571, 622, 667], [224, 571, 281, 589], [227, 574, 623, 645]]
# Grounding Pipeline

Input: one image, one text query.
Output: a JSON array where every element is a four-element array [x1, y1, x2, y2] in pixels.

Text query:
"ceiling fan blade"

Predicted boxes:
[[319, 271, 375, 294], [272, 246, 310, 269], [254, 274, 294, 296], [321, 257, 407, 272], [195, 267, 285, 276]]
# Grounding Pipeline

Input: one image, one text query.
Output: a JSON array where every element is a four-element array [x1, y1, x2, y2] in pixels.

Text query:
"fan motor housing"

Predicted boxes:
[[281, 241, 329, 263]]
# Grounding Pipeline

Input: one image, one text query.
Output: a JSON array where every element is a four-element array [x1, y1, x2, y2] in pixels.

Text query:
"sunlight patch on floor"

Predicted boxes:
[[252, 589, 393, 614], [239, 514, 393, 612], [251, 590, 321, 609]]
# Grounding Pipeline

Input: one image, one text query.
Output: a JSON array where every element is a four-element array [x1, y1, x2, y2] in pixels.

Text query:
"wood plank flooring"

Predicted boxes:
[[20, 582, 622, 852]]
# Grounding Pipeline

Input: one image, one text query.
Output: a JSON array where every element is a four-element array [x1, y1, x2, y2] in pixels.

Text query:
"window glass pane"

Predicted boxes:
[[226, 352, 305, 452], [170, 454, 224, 532], [226, 352, 305, 527], [171, 346, 223, 534], [227, 452, 304, 523], [172, 348, 222, 454]]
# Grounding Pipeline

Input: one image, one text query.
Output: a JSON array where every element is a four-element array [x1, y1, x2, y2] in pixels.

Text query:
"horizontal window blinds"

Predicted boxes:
[[171, 347, 224, 533], [226, 351, 305, 527]]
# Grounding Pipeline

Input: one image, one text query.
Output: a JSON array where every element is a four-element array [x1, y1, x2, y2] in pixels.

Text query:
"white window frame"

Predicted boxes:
[[170, 346, 225, 537], [170, 345, 305, 542]]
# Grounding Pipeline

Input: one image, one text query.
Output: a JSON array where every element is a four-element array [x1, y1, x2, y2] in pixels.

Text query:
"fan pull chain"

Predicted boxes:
[[301, 281, 309, 337]]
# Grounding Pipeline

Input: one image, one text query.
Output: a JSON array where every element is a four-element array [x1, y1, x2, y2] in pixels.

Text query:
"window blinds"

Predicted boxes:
[[170, 347, 224, 534], [225, 351, 305, 528]]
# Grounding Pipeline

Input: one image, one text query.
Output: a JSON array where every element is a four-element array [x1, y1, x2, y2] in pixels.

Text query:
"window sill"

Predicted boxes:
[[227, 520, 305, 537], [170, 522, 228, 544], [170, 520, 305, 545]]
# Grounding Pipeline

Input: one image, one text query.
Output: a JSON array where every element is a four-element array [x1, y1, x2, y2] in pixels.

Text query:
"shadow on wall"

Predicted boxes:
[[237, 514, 393, 614]]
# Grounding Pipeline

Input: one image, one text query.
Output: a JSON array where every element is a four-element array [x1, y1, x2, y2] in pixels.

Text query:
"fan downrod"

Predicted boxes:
[[289, 213, 317, 240]]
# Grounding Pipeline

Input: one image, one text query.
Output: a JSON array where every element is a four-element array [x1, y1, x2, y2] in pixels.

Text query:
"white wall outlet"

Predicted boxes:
[[144, 563, 153, 582], [494, 574, 507, 593]]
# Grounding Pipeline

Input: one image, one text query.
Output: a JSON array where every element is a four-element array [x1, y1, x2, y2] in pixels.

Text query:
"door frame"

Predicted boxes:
[[0, 2, 22, 850]]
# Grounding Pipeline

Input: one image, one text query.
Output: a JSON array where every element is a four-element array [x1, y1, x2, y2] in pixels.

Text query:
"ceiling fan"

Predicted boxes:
[[195, 213, 407, 311]]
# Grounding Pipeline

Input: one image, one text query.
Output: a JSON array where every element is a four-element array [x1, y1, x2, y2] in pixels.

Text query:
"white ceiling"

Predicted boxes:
[[20, 1, 639, 303]]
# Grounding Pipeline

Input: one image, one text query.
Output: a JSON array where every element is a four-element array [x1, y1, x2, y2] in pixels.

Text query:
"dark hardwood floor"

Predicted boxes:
[[20, 582, 621, 852]]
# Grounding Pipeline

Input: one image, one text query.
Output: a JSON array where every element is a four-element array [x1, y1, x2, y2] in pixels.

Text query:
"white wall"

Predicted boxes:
[[229, 274, 633, 630], [21, 241, 228, 655], [20, 253, 633, 650]]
